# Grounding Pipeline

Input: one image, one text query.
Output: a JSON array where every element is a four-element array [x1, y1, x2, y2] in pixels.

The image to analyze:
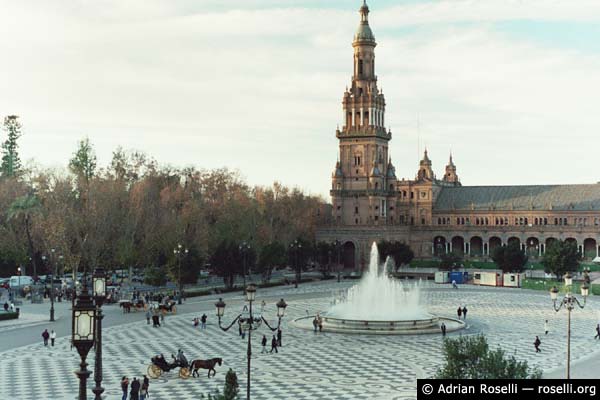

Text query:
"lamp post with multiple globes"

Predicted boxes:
[[72, 278, 96, 400], [215, 286, 287, 400]]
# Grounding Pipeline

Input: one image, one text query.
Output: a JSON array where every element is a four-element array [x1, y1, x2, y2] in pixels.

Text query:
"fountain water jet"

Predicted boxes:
[[292, 242, 466, 335]]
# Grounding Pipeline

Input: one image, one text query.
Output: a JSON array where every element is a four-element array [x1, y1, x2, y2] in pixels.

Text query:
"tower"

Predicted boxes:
[[443, 153, 460, 185], [416, 149, 435, 181], [331, 1, 394, 226]]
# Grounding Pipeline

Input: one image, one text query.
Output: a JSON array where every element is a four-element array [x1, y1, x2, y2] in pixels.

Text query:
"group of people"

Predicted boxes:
[[192, 314, 207, 329], [146, 306, 166, 327], [312, 314, 323, 332], [261, 329, 282, 353], [41, 329, 56, 346], [121, 375, 149, 400], [2, 301, 16, 312], [456, 306, 468, 320]]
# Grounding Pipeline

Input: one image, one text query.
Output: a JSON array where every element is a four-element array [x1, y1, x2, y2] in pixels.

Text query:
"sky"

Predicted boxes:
[[2, 0, 600, 199]]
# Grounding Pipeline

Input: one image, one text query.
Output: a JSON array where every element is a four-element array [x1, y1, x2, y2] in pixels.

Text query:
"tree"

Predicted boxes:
[[7, 193, 41, 278], [211, 240, 241, 289], [1, 115, 22, 177], [201, 368, 239, 400], [542, 240, 580, 280], [144, 265, 168, 287], [257, 241, 286, 282], [439, 252, 462, 271], [436, 335, 541, 379], [491, 242, 528, 273], [167, 246, 203, 285], [378, 240, 414, 271], [69, 137, 97, 183]]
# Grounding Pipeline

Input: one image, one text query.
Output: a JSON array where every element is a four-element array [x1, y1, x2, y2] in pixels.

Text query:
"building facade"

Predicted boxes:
[[316, 2, 600, 270]]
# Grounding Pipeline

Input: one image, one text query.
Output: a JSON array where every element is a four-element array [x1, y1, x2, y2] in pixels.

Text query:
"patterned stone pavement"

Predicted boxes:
[[1, 282, 599, 400]]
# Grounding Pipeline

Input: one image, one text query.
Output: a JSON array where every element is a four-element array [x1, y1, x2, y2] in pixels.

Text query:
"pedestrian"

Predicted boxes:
[[462, 306, 468, 320], [544, 319, 549, 335], [145, 310, 151, 325], [534, 336, 541, 353], [152, 314, 159, 328], [452, 279, 458, 289], [318, 316, 323, 332], [457, 307, 462, 320], [121, 376, 129, 400], [42, 329, 50, 346], [140, 376, 149, 400], [277, 328, 282, 347], [50, 330, 56, 346], [201, 313, 207, 329], [312, 317, 318, 333], [595, 324, 600, 339], [130, 376, 140, 400], [270, 335, 278, 353], [193, 317, 199, 328], [441, 322, 446, 337], [161, 310, 165, 325], [261, 335, 267, 353], [3, 302, 8, 311]]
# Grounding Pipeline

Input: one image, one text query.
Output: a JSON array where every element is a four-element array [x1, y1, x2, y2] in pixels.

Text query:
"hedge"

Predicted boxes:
[[0, 312, 19, 321]]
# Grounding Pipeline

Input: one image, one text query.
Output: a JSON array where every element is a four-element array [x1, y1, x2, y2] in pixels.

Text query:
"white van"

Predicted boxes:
[[9, 276, 34, 288]]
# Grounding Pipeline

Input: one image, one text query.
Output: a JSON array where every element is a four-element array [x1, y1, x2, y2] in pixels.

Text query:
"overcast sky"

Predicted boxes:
[[2, 0, 600, 199]]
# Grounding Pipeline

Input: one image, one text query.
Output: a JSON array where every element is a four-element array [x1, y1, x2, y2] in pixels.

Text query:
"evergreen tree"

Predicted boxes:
[[491, 242, 528, 273], [542, 240, 580, 280], [1, 115, 22, 177], [69, 137, 97, 182]]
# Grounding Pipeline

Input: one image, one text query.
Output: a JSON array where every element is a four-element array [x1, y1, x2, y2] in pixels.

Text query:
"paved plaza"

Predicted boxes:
[[1, 281, 600, 399]]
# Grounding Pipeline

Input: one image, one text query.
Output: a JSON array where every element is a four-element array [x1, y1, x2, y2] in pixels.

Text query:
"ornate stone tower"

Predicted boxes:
[[331, 1, 394, 226], [443, 153, 460, 185]]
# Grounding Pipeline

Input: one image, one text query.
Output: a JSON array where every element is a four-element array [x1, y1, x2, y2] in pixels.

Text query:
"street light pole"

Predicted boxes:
[[91, 268, 106, 400], [549, 273, 588, 379], [333, 240, 342, 283], [290, 240, 302, 288], [215, 287, 287, 400], [72, 277, 96, 400], [49, 249, 56, 322], [173, 244, 188, 305]]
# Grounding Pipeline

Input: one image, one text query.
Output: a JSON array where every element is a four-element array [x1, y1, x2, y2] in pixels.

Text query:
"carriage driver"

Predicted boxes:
[[176, 349, 188, 366]]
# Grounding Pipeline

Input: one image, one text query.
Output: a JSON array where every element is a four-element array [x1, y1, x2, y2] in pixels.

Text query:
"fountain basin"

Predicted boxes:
[[292, 315, 466, 335]]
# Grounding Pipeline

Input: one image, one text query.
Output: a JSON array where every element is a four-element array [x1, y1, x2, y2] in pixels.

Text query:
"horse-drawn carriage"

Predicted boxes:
[[147, 355, 191, 379], [156, 300, 177, 314], [119, 299, 147, 313]]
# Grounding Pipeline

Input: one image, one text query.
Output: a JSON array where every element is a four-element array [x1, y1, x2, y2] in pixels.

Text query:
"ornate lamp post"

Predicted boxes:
[[173, 244, 188, 305], [239, 242, 251, 287], [332, 240, 342, 283], [72, 280, 96, 400], [289, 240, 302, 288], [215, 286, 287, 400], [92, 268, 106, 400], [549, 272, 589, 379]]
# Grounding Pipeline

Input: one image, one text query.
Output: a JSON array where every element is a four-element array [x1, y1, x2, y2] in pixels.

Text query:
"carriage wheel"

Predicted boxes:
[[147, 364, 162, 379], [179, 367, 191, 379]]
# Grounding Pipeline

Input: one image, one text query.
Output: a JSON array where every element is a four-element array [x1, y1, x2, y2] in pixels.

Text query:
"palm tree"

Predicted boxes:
[[7, 193, 42, 280]]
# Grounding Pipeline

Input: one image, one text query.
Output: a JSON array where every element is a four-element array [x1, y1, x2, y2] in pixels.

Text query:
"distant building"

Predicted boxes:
[[317, 2, 600, 270]]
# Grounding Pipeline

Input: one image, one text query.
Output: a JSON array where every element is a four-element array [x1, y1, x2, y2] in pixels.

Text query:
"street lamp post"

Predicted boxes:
[[215, 287, 287, 400], [92, 268, 106, 400], [332, 240, 342, 283], [549, 272, 589, 379], [239, 242, 251, 287], [290, 240, 302, 288], [72, 279, 96, 400], [173, 244, 188, 305]]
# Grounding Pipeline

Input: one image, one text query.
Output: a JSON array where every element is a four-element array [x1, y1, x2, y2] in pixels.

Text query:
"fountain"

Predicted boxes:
[[293, 242, 465, 334]]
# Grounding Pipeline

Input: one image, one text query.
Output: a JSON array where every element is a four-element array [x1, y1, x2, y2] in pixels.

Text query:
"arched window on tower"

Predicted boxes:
[[358, 59, 364, 76]]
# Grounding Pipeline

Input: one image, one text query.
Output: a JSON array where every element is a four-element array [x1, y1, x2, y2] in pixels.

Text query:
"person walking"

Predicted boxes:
[[145, 310, 151, 325], [457, 307, 462, 320], [544, 320, 549, 335], [595, 324, 600, 339], [534, 336, 542, 353], [441, 322, 447, 337], [50, 330, 56, 347], [42, 329, 50, 346], [270, 335, 278, 353], [140, 376, 149, 400], [462, 306, 468, 320], [277, 328, 282, 347], [261, 335, 267, 353], [160, 310, 165, 325], [452, 279, 458, 289], [201, 313, 207, 329], [193, 317, 199, 328], [130, 377, 140, 400], [121, 376, 129, 400], [312, 317, 318, 333]]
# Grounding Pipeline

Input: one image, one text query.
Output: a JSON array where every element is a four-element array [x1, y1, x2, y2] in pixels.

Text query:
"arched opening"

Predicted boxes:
[[546, 237, 557, 250], [565, 237, 577, 247], [584, 238, 596, 260], [343, 241, 356, 271], [433, 236, 447, 256], [526, 237, 540, 258], [507, 237, 521, 248], [489, 237, 502, 255], [451, 236, 465, 256], [470, 236, 483, 257]]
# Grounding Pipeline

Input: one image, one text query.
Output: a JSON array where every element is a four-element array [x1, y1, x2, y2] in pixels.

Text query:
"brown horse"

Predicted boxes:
[[190, 358, 222, 378]]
